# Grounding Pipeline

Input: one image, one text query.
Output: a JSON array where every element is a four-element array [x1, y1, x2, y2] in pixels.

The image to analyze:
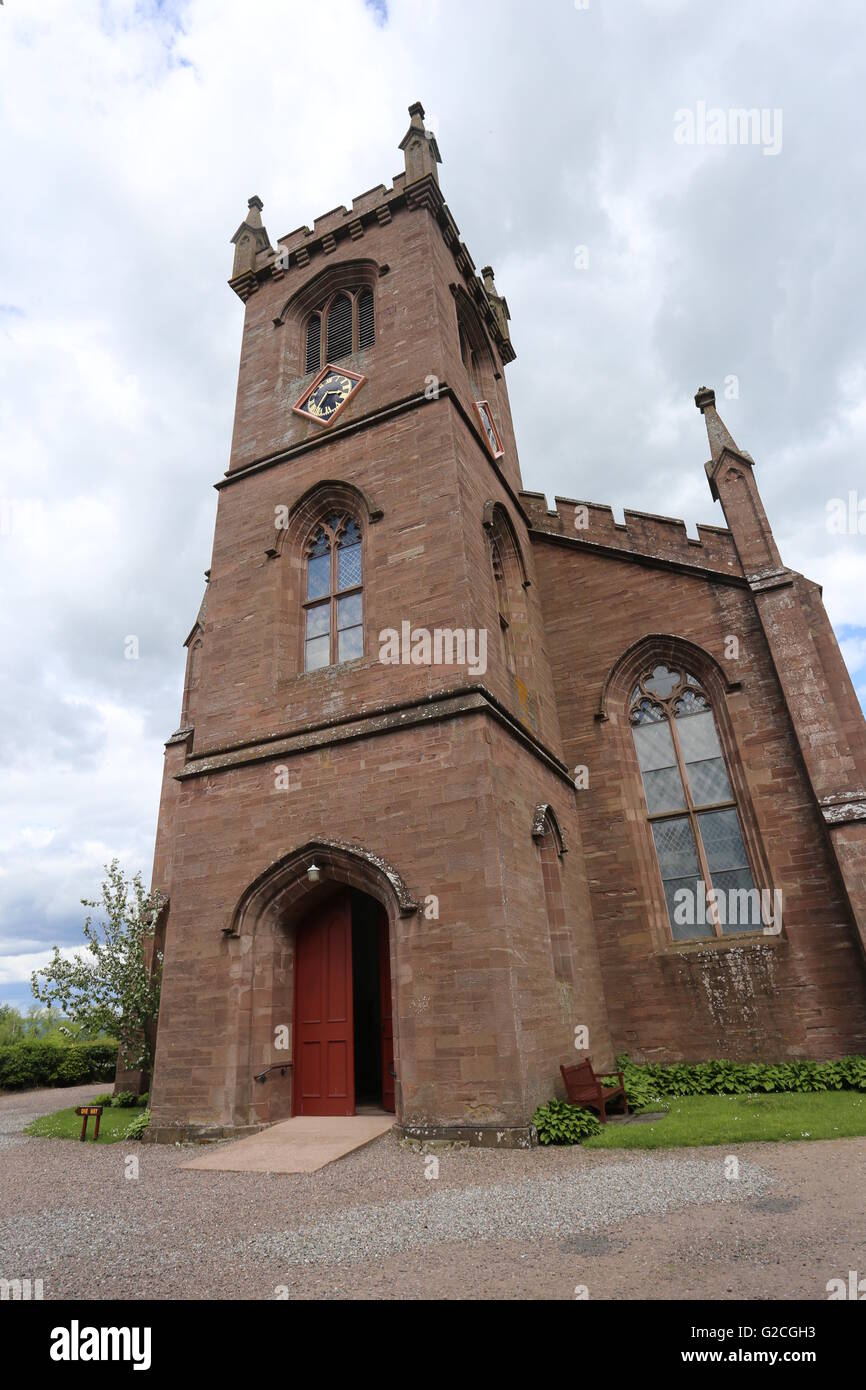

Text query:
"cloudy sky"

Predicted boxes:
[[2, 0, 865, 1009]]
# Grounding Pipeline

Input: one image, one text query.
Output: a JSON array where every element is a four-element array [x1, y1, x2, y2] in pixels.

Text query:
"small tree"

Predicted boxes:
[[0, 1004, 23, 1045], [31, 860, 164, 1074]]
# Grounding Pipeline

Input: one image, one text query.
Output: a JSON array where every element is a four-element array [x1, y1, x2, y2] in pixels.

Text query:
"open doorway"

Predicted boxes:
[[352, 893, 382, 1109], [292, 887, 394, 1117]]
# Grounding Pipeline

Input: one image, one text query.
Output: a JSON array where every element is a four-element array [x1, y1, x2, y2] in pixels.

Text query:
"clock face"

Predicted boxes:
[[293, 364, 365, 426], [473, 399, 504, 459], [479, 405, 497, 450]]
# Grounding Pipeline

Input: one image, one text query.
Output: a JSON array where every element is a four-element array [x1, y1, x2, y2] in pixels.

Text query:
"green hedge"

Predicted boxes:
[[609, 1055, 866, 1106], [0, 1041, 117, 1091]]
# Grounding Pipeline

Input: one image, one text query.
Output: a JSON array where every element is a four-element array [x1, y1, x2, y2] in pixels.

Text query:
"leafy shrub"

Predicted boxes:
[[110, 1090, 138, 1108], [533, 1098, 601, 1145], [55, 1049, 94, 1085], [138, 1092, 148, 1107], [91, 1093, 113, 1106], [602, 1068, 663, 1113], [122, 1108, 150, 1141], [0, 1041, 117, 1091], [610, 1053, 866, 1100]]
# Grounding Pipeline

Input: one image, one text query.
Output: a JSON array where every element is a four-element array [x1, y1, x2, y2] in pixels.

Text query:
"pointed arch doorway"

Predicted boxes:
[[293, 888, 394, 1117]]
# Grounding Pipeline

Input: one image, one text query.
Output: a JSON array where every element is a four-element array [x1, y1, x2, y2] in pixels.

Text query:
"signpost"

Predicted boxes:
[[75, 1105, 103, 1141]]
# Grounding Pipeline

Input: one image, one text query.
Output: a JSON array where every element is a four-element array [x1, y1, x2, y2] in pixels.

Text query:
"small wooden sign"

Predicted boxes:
[[75, 1105, 103, 1141]]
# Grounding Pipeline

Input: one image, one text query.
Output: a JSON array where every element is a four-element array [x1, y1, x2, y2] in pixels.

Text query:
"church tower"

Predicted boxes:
[[146, 104, 614, 1144]]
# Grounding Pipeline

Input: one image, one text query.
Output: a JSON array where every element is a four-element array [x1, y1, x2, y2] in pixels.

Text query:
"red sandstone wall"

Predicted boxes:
[[147, 175, 607, 1136], [191, 398, 549, 758], [531, 539, 866, 1063], [148, 713, 609, 1133], [485, 730, 615, 1099]]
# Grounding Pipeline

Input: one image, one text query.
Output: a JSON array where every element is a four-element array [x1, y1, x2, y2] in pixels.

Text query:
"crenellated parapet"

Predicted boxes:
[[521, 491, 743, 580], [227, 103, 515, 365]]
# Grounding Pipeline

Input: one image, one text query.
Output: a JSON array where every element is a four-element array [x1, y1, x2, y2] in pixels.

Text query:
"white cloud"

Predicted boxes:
[[0, 946, 95, 987]]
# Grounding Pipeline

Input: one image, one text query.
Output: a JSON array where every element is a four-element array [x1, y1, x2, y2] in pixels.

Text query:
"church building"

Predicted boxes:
[[143, 104, 866, 1144]]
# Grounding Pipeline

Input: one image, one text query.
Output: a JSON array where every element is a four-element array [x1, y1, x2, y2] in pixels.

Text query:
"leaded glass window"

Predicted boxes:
[[303, 514, 363, 671], [630, 664, 758, 940]]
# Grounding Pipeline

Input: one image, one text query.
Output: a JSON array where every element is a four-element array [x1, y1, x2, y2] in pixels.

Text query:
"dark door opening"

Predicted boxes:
[[293, 888, 394, 1117], [351, 894, 382, 1108], [351, 892, 395, 1113]]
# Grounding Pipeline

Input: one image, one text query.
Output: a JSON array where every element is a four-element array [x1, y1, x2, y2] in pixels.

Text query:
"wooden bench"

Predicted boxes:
[[560, 1059, 628, 1123]]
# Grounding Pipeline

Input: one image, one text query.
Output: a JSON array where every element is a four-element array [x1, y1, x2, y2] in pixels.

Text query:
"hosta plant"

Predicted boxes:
[[532, 1098, 601, 1145]]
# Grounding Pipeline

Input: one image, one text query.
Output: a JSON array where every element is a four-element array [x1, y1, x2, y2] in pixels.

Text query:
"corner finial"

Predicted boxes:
[[399, 100, 442, 186], [481, 265, 511, 344], [694, 384, 742, 463], [230, 194, 273, 286]]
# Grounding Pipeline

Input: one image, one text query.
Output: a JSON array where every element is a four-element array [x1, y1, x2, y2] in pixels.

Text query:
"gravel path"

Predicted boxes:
[[1, 1084, 864, 1299], [244, 1156, 771, 1267]]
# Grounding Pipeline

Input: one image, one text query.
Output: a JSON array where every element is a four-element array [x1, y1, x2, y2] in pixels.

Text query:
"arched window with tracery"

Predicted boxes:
[[303, 514, 363, 671], [630, 663, 758, 940]]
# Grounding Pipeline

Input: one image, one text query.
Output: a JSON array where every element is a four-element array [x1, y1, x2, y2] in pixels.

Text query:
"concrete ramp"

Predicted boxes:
[[181, 1114, 393, 1175]]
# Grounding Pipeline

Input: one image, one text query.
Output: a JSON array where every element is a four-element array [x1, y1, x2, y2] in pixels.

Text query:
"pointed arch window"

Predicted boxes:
[[459, 323, 474, 377], [535, 809, 572, 986], [491, 539, 516, 675], [630, 664, 758, 940], [302, 288, 375, 372], [455, 293, 495, 400], [303, 514, 363, 671]]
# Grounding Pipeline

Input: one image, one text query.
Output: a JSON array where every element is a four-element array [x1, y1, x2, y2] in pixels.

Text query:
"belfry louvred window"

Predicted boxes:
[[326, 293, 353, 360], [303, 514, 363, 672], [305, 313, 321, 373], [629, 664, 759, 941], [358, 289, 374, 349], [303, 288, 375, 371]]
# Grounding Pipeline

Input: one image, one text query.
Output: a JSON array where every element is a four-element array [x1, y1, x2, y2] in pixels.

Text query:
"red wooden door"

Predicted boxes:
[[294, 895, 354, 1116], [378, 909, 395, 1113]]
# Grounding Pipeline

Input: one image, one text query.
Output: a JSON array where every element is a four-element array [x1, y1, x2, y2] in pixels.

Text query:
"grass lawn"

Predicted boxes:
[[584, 1091, 866, 1149], [23, 1099, 147, 1144]]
